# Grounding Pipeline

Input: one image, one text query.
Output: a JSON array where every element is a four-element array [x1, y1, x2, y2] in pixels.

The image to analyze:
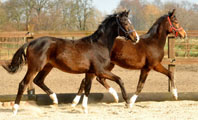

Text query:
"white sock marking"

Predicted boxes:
[[13, 104, 19, 115], [71, 95, 81, 107], [128, 19, 132, 24], [82, 95, 88, 114], [130, 94, 138, 108], [172, 88, 178, 100], [49, 93, 58, 104], [108, 87, 119, 103]]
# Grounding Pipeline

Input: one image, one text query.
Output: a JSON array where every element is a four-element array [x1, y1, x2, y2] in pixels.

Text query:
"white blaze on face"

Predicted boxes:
[[128, 18, 132, 24], [128, 18, 140, 43], [135, 31, 140, 43]]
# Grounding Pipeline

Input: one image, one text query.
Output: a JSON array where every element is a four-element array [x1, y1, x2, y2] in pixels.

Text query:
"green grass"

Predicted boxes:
[[174, 38, 198, 57]]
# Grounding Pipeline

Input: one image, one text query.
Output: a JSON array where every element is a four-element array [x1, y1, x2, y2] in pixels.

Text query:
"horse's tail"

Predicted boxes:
[[2, 43, 29, 74]]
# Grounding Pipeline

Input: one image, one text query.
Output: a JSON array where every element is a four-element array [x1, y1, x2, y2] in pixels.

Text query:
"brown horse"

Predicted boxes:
[[2, 10, 139, 114], [72, 9, 187, 108]]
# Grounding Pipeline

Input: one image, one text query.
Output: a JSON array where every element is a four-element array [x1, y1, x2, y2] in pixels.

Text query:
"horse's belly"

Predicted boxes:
[[114, 60, 144, 69], [112, 56, 145, 69], [51, 57, 90, 74]]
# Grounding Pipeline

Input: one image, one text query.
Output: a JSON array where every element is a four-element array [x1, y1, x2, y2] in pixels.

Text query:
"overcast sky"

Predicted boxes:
[[92, 0, 198, 14]]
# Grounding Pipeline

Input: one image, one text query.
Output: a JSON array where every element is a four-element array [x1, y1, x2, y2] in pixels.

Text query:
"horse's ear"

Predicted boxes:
[[169, 9, 176, 17], [119, 10, 126, 17], [127, 10, 130, 16], [171, 9, 176, 16]]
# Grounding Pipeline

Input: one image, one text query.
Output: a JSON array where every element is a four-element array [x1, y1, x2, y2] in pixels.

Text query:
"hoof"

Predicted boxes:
[[71, 102, 77, 108], [129, 102, 135, 108], [50, 103, 58, 108], [173, 95, 178, 100], [114, 98, 119, 103], [125, 103, 130, 108], [82, 107, 88, 114]]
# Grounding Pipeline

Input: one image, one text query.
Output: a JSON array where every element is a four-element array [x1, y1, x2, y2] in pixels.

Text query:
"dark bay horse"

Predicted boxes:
[[2, 10, 139, 114], [72, 9, 187, 108]]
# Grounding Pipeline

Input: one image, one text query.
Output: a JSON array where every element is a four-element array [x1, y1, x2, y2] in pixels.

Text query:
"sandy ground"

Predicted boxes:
[[1, 101, 198, 120], [1, 65, 198, 95], [0, 64, 198, 119]]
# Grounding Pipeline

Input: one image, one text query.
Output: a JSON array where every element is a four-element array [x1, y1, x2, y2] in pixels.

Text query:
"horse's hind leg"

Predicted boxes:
[[154, 63, 178, 100], [96, 77, 119, 103], [13, 68, 37, 115], [95, 70, 129, 105], [33, 64, 58, 104], [130, 67, 150, 108], [96, 63, 119, 102]]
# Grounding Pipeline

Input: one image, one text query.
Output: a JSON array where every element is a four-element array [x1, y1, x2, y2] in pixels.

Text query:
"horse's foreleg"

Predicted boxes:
[[96, 77, 119, 103], [130, 67, 150, 108], [154, 63, 178, 100], [81, 73, 95, 113], [13, 69, 37, 115], [33, 64, 58, 105], [71, 78, 86, 107], [96, 71, 129, 106]]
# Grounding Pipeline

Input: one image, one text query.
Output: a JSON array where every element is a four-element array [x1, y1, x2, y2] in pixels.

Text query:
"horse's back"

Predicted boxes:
[[25, 36, 111, 73]]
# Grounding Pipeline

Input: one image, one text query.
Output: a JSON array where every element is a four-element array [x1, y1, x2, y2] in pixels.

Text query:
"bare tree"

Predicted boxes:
[[20, 0, 35, 30], [74, 0, 93, 31], [117, 0, 198, 31]]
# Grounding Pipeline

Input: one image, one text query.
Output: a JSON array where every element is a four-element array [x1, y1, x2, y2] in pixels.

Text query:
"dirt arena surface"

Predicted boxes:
[[1, 64, 198, 95], [0, 64, 198, 119], [1, 101, 198, 120]]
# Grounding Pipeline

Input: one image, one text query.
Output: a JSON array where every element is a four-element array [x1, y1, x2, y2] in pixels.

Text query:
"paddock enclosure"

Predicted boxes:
[[0, 31, 198, 119]]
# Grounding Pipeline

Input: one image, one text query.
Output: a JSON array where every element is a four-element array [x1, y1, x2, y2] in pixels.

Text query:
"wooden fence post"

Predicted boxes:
[[184, 38, 190, 57], [25, 33, 36, 100], [168, 36, 176, 92]]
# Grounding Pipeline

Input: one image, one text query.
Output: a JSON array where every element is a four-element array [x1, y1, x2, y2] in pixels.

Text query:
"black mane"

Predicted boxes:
[[81, 12, 120, 43]]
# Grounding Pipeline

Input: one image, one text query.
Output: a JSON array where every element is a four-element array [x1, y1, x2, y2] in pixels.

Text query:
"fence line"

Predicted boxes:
[[0, 31, 198, 99], [1, 31, 198, 61]]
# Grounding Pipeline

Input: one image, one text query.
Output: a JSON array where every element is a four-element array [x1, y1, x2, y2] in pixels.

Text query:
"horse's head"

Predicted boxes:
[[116, 10, 139, 43], [166, 9, 187, 38]]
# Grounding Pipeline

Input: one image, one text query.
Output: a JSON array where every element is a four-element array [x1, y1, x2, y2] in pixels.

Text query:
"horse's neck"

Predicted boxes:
[[144, 23, 168, 49], [98, 28, 117, 51], [156, 24, 168, 48]]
